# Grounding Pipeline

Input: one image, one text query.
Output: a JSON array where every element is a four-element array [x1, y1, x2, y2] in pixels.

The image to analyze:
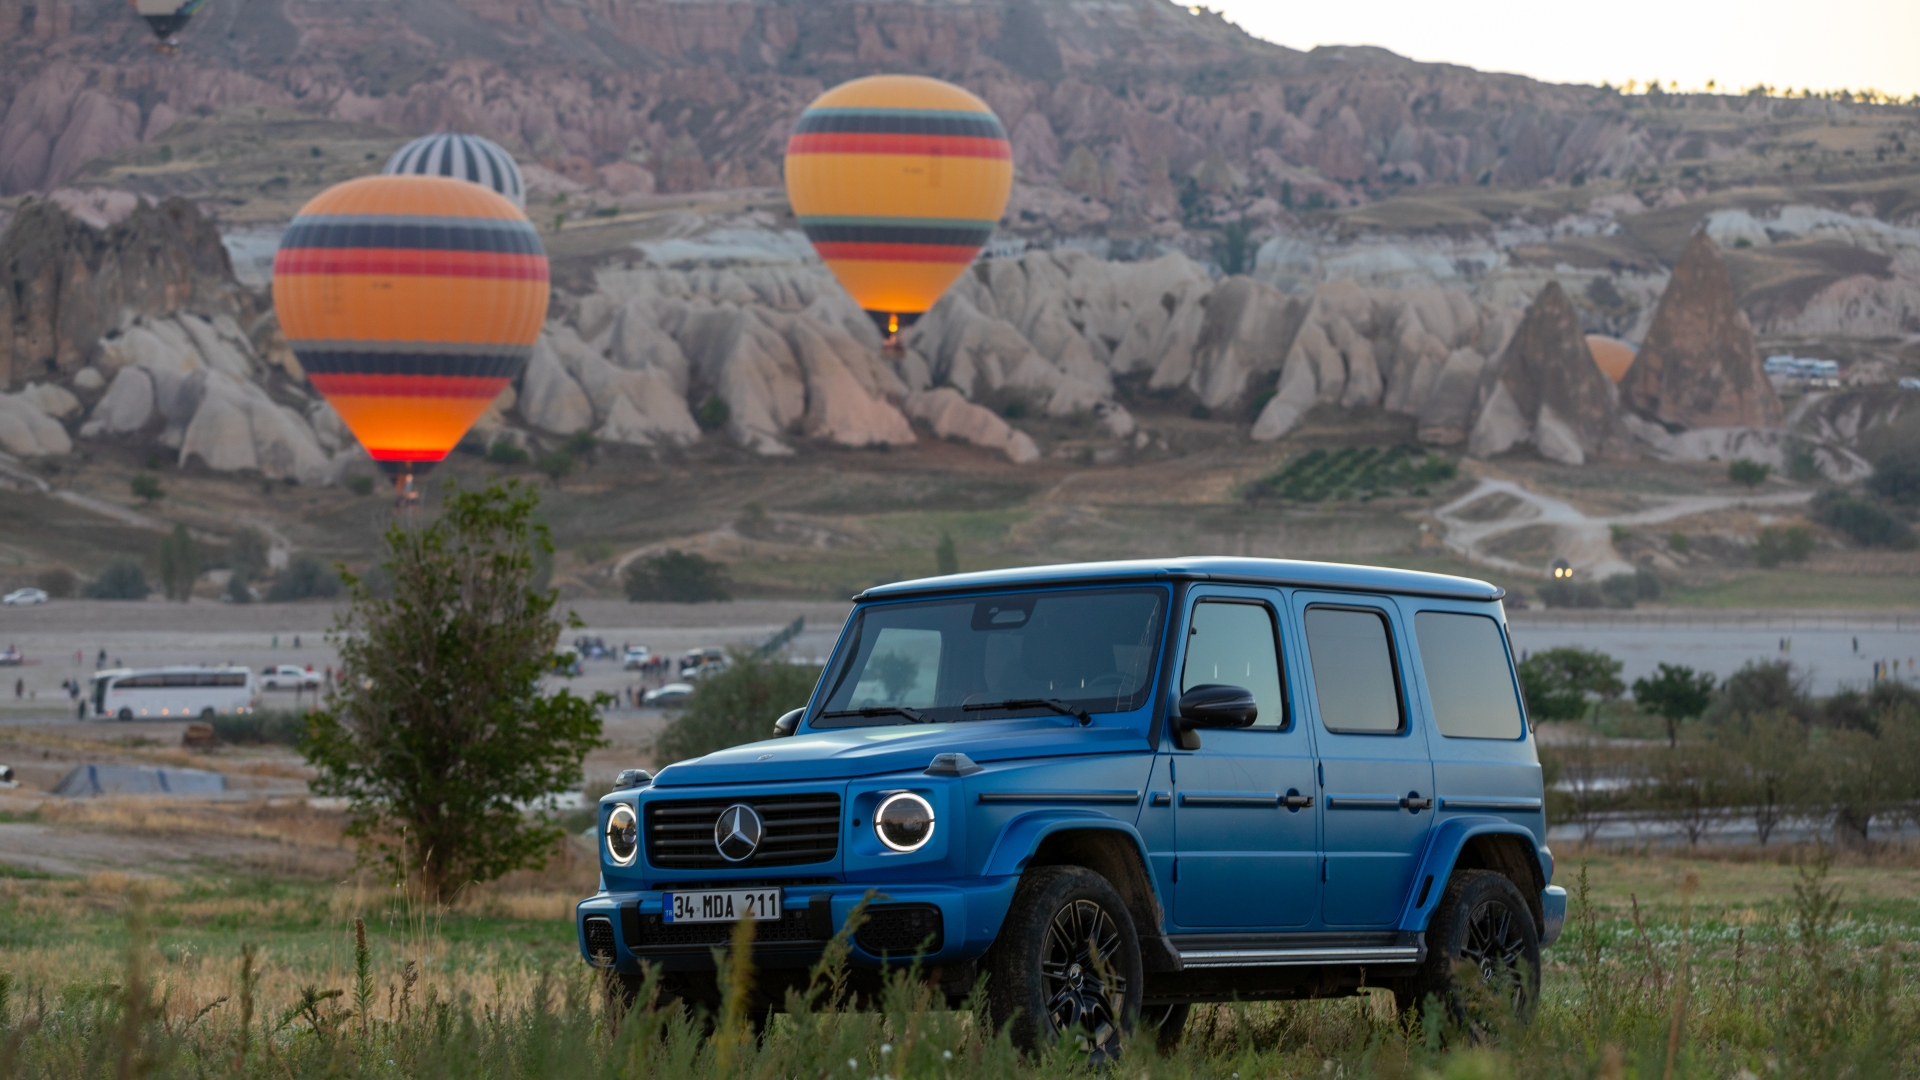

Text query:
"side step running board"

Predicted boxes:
[[1176, 945, 1422, 969]]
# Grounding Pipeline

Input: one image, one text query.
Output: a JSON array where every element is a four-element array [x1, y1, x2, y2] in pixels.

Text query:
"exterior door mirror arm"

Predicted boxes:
[[1172, 684, 1258, 749], [772, 707, 804, 737]]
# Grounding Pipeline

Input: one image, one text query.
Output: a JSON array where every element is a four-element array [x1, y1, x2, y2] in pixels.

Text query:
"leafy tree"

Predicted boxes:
[[130, 472, 164, 502], [1213, 219, 1251, 275], [1704, 659, 1814, 726], [228, 527, 271, 578], [156, 524, 200, 602], [1727, 458, 1770, 487], [1722, 712, 1811, 845], [654, 648, 822, 763], [1647, 740, 1735, 846], [84, 559, 150, 600], [935, 532, 959, 576], [487, 439, 530, 466], [624, 550, 731, 603], [1516, 646, 1624, 723], [537, 451, 574, 484], [1811, 491, 1916, 548], [696, 395, 731, 431], [565, 430, 598, 458], [348, 476, 377, 496], [302, 481, 605, 901], [268, 554, 342, 602], [1632, 662, 1718, 746]]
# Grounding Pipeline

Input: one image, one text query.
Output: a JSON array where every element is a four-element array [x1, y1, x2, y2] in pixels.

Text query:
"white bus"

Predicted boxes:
[[89, 666, 257, 721]]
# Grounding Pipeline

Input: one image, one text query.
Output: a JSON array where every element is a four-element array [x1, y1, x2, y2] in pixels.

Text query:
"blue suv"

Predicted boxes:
[[578, 558, 1565, 1050]]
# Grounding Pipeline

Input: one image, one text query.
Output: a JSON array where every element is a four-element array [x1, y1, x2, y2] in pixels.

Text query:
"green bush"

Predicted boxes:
[[347, 475, 377, 496], [624, 550, 731, 603], [267, 554, 342, 602], [1752, 525, 1816, 567], [210, 710, 307, 745], [696, 395, 731, 431], [487, 439, 531, 465], [1537, 578, 1603, 608], [1866, 448, 1920, 504], [130, 472, 164, 502], [1703, 659, 1814, 726], [537, 451, 575, 483], [84, 559, 149, 600], [1811, 490, 1915, 548], [1728, 458, 1770, 487], [653, 648, 822, 763], [934, 531, 958, 576]]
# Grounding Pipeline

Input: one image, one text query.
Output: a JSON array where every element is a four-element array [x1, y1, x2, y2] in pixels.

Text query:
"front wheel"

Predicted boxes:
[[985, 865, 1143, 1059], [1397, 869, 1541, 1033]]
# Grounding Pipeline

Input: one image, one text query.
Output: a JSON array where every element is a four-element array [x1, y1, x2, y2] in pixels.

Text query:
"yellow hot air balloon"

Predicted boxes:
[[273, 175, 548, 490], [785, 75, 1012, 340]]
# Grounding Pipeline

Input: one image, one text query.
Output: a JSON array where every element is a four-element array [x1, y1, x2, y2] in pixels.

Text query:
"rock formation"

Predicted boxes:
[[1620, 232, 1783, 431], [0, 197, 241, 388], [1467, 282, 1632, 465]]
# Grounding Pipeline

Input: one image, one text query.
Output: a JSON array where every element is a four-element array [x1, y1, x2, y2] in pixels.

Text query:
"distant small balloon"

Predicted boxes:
[[785, 75, 1012, 341], [384, 134, 528, 209], [273, 175, 548, 476], [128, 0, 208, 48], [1585, 335, 1636, 383]]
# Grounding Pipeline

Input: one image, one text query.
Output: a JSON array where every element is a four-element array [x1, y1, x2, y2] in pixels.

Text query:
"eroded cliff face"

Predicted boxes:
[[0, 0, 1776, 202], [1621, 232, 1783, 431]]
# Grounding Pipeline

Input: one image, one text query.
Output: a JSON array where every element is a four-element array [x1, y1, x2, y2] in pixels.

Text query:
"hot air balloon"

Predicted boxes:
[[128, 0, 208, 51], [785, 75, 1012, 342], [273, 175, 548, 494], [384, 134, 528, 209], [1585, 335, 1636, 383]]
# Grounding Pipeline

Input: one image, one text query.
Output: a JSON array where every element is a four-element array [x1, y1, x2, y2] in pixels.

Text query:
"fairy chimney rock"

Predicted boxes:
[[1620, 232, 1782, 430]]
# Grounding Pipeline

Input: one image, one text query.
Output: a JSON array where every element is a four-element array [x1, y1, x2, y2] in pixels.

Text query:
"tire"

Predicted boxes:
[[985, 865, 1143, 1059], [1398, 869, 1541, 1033], [117, 708, 133, 722], [199, 708, 216, 719]]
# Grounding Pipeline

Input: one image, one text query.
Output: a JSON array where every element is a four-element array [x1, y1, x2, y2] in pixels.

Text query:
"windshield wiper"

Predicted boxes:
[[961, 698, 1092, 725], [819, 705, 930, 724]]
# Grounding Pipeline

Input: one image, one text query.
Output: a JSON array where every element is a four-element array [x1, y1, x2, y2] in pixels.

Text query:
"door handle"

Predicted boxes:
[[1400, 793, 1433, 813], [1281, 789, 1312, 811]]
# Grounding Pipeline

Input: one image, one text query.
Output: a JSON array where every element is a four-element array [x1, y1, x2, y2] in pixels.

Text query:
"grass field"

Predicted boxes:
[[2, 844, 1916, 1078]]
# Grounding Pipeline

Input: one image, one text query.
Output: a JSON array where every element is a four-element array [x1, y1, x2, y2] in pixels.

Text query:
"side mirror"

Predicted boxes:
[[1173, 684, 1257, 750], [772, 708, 804, 737]]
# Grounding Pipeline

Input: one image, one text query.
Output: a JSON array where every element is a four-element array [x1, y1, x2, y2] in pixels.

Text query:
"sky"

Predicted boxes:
[[1209, 0, 1920, 100]]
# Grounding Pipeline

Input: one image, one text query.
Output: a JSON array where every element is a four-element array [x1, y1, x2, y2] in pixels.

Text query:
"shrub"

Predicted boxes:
[[1704, 659, 1813, 726], [35, 567, 75, 598], [267, 554, 342, 602], [130, 472, 163, 502], [565, 430, 597, 457], [1517, 646, 1624, 722], [347, 475, 376, 496], [654, 648, 822, 763], [696, 395, 731, 431], [85, 559, 149, 600], [624, 550, 731, 603], [1811, 490, 1915, 548], [1537, 578, 1603, 608], [1752, 525, 1815, 567], [1866, 448, 1920, 504], [1598, 573, 1639, 608], [537, 451, 574, 483], [1667, 531, 1691, 554], [487, 439, 530, 466], [1728, 458, 1770, 487], [935, 532, 958, 576], [209, 710, 306, 745], [156, 523, 200, 602]]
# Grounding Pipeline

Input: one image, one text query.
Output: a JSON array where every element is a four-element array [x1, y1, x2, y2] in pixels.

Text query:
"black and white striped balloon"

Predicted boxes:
[[383, 134, 527, 209]]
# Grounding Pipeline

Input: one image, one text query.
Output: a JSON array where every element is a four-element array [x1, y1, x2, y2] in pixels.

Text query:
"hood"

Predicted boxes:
[[652, 718, 1152, 787]]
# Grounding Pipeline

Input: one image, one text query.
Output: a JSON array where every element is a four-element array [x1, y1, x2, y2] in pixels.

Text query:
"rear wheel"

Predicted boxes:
[[1141, 1002, 1190, 1054], [199, 708, 216, 719], [117, 708, 133, 721], [1398, 869, 1540, 1033], [985, 865, 1142, 1059]]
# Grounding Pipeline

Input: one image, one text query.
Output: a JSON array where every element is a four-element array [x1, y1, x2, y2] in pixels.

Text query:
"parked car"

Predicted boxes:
[[578, 557, 1563, 1055], [2, 588, 48, 606], [641, 682, 694, 708], [623, 646, 652, 671], [0, 646, 20, 666], [259, 664, 321, 690], [679, 647, 723, 673]]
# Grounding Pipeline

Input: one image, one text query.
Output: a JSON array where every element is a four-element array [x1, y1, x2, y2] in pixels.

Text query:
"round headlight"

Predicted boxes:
[[874, 792, 935, 853], [605, 804, 638, 866]]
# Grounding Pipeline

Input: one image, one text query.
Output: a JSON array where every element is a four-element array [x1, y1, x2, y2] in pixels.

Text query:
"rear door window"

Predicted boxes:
[[1413, 612, 1525, 739], [1303, 606, 1403, 734]]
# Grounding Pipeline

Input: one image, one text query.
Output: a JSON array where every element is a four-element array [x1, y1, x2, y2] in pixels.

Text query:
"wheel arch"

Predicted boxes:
[[985, 814, 1177, 972], [1400, 817, 1547, 932]]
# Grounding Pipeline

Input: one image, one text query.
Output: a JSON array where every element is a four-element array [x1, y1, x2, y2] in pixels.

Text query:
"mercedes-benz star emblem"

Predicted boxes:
[[713, 803, 763, 863]]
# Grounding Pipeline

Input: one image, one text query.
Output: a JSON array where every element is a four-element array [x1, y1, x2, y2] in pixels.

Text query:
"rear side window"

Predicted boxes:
[[1304, 607, 1403, 734], [1414, 612, 1525, 739], [1182, 601, 1285, 729]]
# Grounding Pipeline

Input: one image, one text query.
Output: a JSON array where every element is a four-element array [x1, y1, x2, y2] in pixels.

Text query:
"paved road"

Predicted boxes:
[[1508, 622, 1919, 695]]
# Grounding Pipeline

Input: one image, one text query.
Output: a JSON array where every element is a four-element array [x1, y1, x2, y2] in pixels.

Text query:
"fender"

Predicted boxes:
[[1396, 815, 1550, 932], [982, 808, 1157, 881]]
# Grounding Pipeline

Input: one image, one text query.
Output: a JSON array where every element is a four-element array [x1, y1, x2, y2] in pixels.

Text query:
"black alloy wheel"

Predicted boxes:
[[986, 865, 1144, 1059], [1398, 869, 1541, 1032]]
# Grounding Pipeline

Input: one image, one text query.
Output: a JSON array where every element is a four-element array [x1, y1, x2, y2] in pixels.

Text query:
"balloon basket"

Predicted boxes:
[[392, 472, 421, 513]]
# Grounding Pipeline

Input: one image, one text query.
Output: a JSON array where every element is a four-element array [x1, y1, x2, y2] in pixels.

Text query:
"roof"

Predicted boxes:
[[856, 557, 1502, 603]]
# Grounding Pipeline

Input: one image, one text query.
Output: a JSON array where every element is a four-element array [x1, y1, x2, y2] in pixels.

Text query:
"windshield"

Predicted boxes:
[[813, 587, 1168, 727]]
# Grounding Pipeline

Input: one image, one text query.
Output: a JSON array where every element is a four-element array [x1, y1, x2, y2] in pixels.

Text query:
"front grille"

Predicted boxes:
[[625, 906, 826, 949], [856, 904, 944, 956], [582, 916, 616, 965], [645, 793, 841, 869]]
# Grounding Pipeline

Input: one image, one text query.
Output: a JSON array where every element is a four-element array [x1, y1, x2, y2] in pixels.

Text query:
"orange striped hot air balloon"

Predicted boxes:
[[273, 175, 547, 483], [784, 75, 1012, 341]]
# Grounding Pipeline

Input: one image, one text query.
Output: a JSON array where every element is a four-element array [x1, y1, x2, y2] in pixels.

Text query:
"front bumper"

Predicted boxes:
[[1538, 885, 1567, 947], [576, 877, 1019, 974]]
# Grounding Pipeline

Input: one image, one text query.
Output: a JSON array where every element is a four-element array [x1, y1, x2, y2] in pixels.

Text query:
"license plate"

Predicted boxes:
[[662, 889, 783, 924]]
